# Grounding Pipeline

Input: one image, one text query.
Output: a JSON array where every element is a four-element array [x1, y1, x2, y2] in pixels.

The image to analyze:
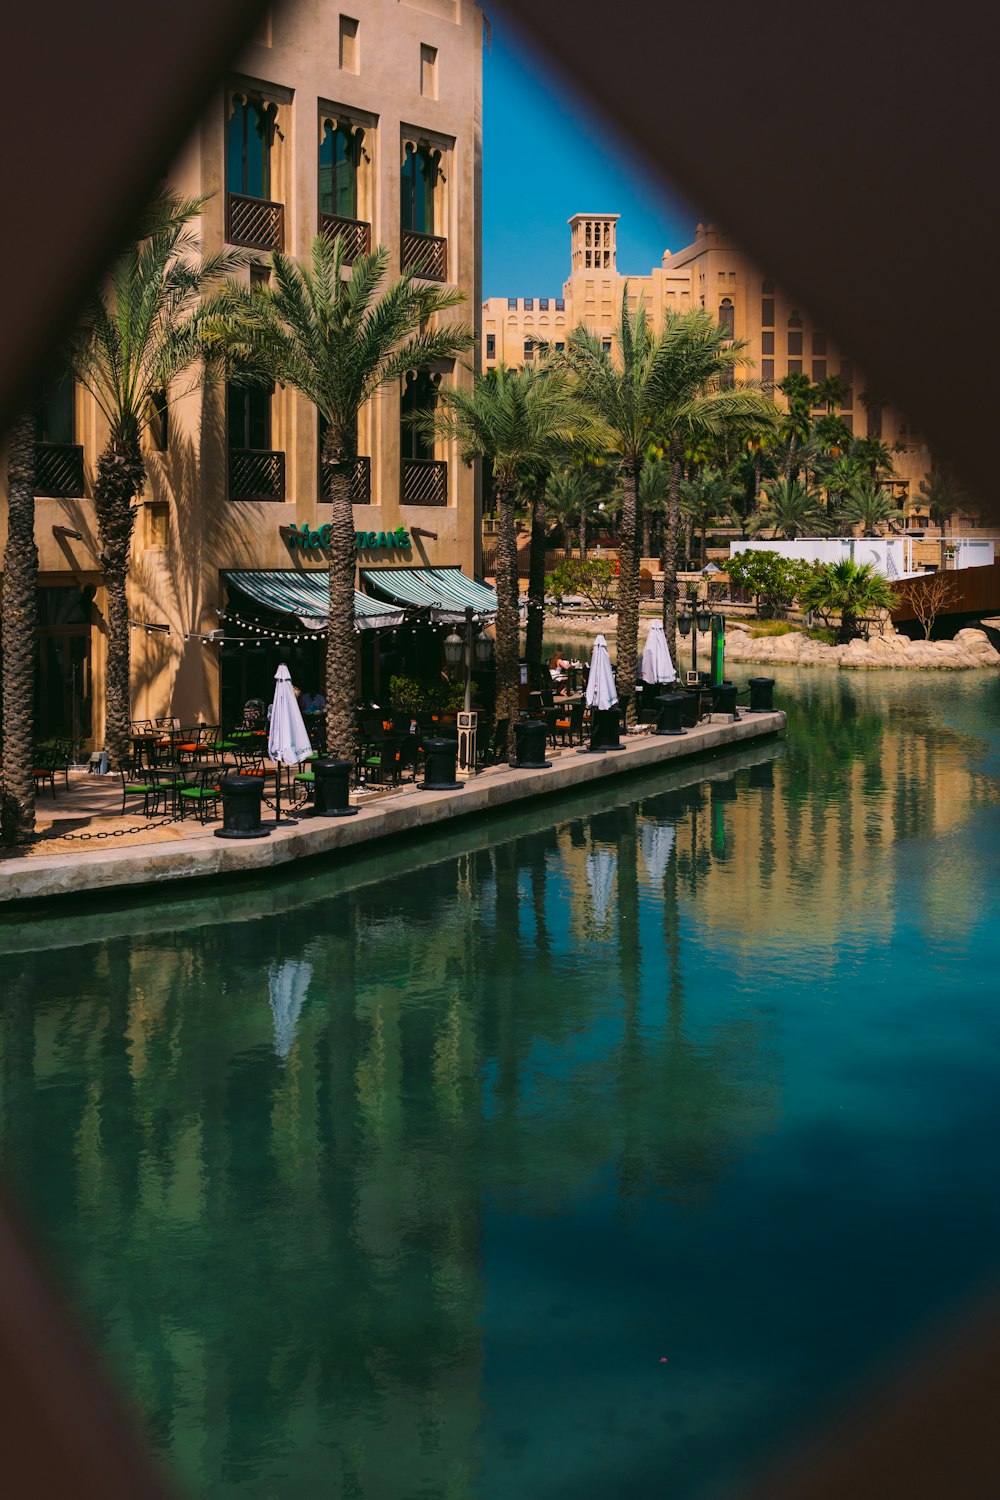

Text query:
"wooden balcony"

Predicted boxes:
[[402, 457, 447, 506], [226, 192, 285, 252], [319, 213, 371, 264], [321, 456, 371, 505], [35, 442, 84, 498], [229, 448, 285, 502], [401, 229, 448, 282]]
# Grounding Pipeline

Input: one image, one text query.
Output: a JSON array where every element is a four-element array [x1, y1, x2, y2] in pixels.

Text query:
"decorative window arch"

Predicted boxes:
[[319, 115, 366, 219], [226, 93, 279, 199], [400, 139, 443, 235], [719, 297, 735, 338], [401, 368, 441, 462]]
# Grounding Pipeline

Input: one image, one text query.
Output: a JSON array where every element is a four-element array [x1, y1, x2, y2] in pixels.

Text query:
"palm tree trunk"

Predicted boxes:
[[1, 411, 38, 845], [524, 479, 547, 682], [641, 507, 651, 563], [700, 522, 708, 567], [660, 435, 682, 673], [93, 445, 145, 769], [579, 507, 587, 562], [783, 435, 796, 483], [323, 431, 360, 762], [493, 478, 520, 762], [615, 459, 640, 726]]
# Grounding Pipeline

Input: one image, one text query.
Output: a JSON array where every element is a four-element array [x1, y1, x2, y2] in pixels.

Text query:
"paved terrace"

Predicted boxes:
[[0, 710, 784, 909]]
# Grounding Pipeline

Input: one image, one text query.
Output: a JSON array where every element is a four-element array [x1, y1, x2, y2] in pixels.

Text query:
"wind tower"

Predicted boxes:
[[569, 213, 619, 272]]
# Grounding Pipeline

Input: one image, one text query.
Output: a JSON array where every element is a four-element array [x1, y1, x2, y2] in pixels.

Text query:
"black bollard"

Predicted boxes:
[[748, 677, 775, 712], [713, 682, 739, 719], [584, 705, 624, 752], [654, 694, 686, 736], [214, 774, 271, 839], [423, 736, 462, 791], [678, 692, 701, 729], [514, 718, 552, 769], [312, 758, 358, 817]]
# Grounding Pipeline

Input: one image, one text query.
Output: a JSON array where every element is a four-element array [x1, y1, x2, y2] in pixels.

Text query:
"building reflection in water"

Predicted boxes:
[[0, 669, 996, 1499]]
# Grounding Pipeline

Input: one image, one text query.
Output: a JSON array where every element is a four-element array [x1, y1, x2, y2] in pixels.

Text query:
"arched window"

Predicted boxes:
[[787, 311, 803, 358], [401, 369, 441, 462], [719, 297, 735, 338], [400, 142, 440, 235], [319, 119, 364, 219], [226, 94, 278, 199]]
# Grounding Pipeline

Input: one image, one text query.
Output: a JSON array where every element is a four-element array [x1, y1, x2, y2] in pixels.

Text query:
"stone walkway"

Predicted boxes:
[[0, 711, 785, 908]]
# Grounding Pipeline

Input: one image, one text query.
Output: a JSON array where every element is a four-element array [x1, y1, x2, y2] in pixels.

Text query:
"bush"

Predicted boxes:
[[727, 549, 809, 618], [803, 626, 838, 645], [546, 557, 617, 613]]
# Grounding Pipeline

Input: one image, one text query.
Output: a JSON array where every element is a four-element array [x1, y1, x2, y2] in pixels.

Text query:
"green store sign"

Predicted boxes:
[[285, 523, 411, 554]]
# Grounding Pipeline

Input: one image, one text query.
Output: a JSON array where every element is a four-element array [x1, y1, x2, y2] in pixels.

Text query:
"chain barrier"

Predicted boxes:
[[51, 817, 177, 843]]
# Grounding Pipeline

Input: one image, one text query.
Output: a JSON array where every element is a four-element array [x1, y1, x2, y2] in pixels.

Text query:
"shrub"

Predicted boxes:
[[546, 557, 617, 613], [749, 620, 794, 638]]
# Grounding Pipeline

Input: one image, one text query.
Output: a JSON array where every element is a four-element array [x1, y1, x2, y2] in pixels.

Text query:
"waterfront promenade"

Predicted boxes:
[[0, 710, 783, 909]]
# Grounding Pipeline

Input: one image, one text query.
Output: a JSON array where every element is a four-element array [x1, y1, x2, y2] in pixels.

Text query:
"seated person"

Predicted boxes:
[[300, 689, 326, 713]]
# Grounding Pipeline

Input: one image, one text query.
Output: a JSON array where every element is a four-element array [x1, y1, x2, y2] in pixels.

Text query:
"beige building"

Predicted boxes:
[[4, 0, 483, 747], [483, 214, 938, 515]]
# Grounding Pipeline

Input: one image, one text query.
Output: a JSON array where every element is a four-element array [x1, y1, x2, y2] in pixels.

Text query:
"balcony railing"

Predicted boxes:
[[321, 456, 371, 505], [401, 229, 448, 282], [226, 192, 285, 252], [402, 457, 448, 506], [35, 442, 85, 498], [319, 213, 371, 264], [229, 448, 286, 502]]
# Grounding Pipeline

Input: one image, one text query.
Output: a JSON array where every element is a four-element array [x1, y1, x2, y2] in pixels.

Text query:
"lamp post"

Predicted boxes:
[[445, 606, 480, 776]]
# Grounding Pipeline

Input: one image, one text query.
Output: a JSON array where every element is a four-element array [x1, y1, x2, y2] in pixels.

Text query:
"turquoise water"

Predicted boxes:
[[1, 668, 999, 1499]]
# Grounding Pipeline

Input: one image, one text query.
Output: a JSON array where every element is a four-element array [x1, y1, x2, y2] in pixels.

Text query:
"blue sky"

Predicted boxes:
[[481, 18, 698, 299]]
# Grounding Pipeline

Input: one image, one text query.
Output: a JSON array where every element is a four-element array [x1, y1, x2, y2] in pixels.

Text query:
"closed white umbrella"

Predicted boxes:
[[641, 619, 676, 685], [584, 634, 619, 710], [268, 664, 312, 824]]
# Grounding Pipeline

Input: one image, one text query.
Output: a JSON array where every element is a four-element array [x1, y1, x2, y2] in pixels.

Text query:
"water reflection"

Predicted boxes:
[[0, 670, 998, 1499]]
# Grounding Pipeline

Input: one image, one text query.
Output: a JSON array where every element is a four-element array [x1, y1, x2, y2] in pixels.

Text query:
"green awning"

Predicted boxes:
[[222, 570, 405, 631], [360, 565, 498, 622]]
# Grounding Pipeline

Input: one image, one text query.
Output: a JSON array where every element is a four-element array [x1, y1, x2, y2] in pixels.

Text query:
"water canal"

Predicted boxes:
[[1, 668, 999, 1499]]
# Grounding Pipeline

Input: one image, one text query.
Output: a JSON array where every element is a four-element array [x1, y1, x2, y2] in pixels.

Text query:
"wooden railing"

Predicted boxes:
[[319, 213, 371, 264], [321, 456, 371, 505], [229, 448, 285, 502], [401, 229, 448, 282], [225, 192, 285, 252], [402, 457, 447, 506], [35, 442, 84, 498]]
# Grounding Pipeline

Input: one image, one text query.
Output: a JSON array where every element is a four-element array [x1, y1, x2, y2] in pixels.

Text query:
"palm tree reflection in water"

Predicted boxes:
[[0, 670, 996, 1498]]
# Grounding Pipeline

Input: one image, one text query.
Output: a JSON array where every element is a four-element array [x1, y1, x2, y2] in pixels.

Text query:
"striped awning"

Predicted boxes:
[[360, 565, 498, 622], [222, 570, 405, 631]]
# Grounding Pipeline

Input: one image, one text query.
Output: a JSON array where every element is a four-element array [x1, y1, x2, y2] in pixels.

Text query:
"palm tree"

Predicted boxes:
[[205, 235, 473, 760], [70, 193, 244, 767], [850, 434, 897, 483], [815, 449, 864, 514], [545, 466, 600, 559], [918, 464, 970, 530], [837, 478, 903, 536], [562, 296, 774, 702], [812, 373, 851, 414], [799, 558, 896, 642], [680, 467, 735, 566], [751, 477, 829, 539], [430, 365, 585, 759], [1, 412, 38, 845], [777, 371, 816, 480], [638, 454, 670, 560]]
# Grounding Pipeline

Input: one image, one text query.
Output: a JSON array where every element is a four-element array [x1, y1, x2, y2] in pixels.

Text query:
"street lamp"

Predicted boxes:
[[443, 629, 464, 668], [474, 628, 494, 667]]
